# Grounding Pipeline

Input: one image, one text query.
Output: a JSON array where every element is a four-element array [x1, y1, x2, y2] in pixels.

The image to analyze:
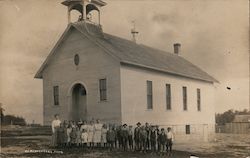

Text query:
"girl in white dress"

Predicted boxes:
[[93, 119, 103, 147], [80, 121, 88, 132], [81, 129, 88, 148], [87, 120, 95, 148], [101, 124, 108, 147]]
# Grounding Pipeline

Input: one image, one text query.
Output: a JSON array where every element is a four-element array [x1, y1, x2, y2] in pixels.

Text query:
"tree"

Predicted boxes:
[[216, 109, 250, 125], [0, 103, 5, 124], [2, 115, 26, 126]]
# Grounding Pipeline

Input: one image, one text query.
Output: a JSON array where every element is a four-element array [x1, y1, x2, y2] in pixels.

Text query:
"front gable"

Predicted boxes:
[[34, 24, 119, 79]]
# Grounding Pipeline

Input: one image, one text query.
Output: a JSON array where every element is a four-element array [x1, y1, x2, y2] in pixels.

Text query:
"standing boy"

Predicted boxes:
[[150, 126, 157, 153], [121, 124, 129, 151], [166, 127, 174, 156], [107, 126, 116, 151], [128, 125, 134, 151], [158, 128, 167, 156], [139, 126, 147, 153], [134, 122, 141, 151]]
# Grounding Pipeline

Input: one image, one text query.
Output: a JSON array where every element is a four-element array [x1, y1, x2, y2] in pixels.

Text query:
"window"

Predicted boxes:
[[99, 79, 107, 101], [166, 84, 171, 110], [197, 88, 201, 111], [74, 54, 80, 66], [147, 81, 153, 109], [53, 86, 59, 105], [183, 86, 187, 110], [185, 125, 191, 134]]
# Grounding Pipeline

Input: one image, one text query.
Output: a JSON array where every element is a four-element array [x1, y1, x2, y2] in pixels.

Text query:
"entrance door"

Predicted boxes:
[[71, 83, 87, 121]]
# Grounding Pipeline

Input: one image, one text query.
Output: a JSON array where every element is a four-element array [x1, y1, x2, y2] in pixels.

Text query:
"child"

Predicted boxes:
[[128, 125, 133, 151], [63, 122, 68, 147], [145, 122, 151, 151], [76, 127, 81, 147], [113, 125, 118, 148], [155, 125, 160, 152], [101, 124, 108, 148], [88, 120, 94, 148], [57, 123, 65, 147], [81, 129, 88, 148], [121, 124, 129, 151], [66, 124, 72, 147], [70, 127, 77, 147], [116, 125, 122, 149], [158, 128, 167, 155], [134, 122, 141, 151], [139, 126, 147, 153], [93, 119, 102, 147], [150, 126, 157, 153], [80, 121, 88, 132], [166, 127, 174, 156], [107, 126, 116, 151]]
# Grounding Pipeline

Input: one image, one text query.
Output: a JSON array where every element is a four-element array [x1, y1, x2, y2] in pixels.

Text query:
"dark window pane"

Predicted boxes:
[[166, 84, 171, 110], [197, 88, 201, 111], [186, 125, 190, 134], [99, 79, 107, 101], [53, 86, 59, 105], [183, 86, 187, 110], [147, 81, 153, 109]]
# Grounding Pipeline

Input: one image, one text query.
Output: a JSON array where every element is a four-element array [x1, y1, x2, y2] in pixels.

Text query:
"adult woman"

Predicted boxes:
[[51, 114, 61, 147]]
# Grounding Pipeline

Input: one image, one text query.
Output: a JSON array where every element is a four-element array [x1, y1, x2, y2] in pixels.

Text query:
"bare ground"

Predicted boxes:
[[1, 134, 250, 158]]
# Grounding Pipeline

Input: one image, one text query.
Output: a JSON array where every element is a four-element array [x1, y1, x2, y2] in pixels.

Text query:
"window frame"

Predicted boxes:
[[166, 84, 171, 110], [197, 88, 201, 111], [99, 78, 107, 101], [182, 86, 187, 111], [53, 86, 59, 106], [146, 80, 153, 110], [185, 125, 191, 134]]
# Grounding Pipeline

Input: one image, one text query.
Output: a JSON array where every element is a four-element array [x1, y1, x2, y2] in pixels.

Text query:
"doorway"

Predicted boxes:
[[71, 83, 87, 121]]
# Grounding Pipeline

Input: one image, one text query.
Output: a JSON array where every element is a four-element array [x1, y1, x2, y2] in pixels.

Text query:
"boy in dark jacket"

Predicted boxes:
[[121, 124, 129, 151], [116, 125, 122, 149], [150, 126, 157, 152], [107, 126, 116, 151], [128, 125, 133, 151], [145, 122, 151, 151], [134, 122, 141, 151], [57, 123, 65, 147], [158, 128, 167, 155], [139, 126, 147, 153]]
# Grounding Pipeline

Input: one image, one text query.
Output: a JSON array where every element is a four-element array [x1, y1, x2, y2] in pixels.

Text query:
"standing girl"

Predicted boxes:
[[101, 124, 108, 147], [87, 120, 95, 148], [93, 119, 103, 147]]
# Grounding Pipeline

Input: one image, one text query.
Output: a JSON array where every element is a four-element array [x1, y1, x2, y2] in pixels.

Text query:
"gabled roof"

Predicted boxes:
[[35, 21, 218, 83]]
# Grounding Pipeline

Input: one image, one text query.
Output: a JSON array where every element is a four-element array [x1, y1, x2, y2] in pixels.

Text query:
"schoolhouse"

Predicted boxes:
[[35, 0, 218, 141]]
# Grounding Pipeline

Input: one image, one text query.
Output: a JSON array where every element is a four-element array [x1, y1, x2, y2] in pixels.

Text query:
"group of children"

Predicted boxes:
[[53, 119, 174, 155]]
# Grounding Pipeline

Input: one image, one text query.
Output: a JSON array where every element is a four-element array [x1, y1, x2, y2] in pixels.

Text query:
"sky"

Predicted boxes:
[[0, 0, 249, 124]]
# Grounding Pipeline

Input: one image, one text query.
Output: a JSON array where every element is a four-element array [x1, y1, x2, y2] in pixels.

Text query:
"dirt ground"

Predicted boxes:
[[1, 134, 250, 158]]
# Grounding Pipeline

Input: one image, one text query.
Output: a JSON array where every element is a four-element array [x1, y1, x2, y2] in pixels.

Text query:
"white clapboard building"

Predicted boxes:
[[35, 0, 218, 142]]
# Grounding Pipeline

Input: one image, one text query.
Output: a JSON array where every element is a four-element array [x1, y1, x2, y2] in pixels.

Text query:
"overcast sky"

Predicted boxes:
[[0, 0, 249, 124]]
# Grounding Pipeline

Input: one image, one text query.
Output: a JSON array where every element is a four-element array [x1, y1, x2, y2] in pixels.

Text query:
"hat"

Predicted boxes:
[[136, 122, 141, 125]]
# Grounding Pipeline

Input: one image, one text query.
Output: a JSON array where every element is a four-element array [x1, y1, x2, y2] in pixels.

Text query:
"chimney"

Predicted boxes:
[[173, 43, 181, 55]]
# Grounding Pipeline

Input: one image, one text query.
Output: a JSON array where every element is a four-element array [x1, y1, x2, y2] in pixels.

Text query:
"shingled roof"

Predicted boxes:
[[35, 21, 218, 83]]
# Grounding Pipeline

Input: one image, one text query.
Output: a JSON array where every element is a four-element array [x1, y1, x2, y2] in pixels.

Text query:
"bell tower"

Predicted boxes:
[[61, 0, 107, 25]]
